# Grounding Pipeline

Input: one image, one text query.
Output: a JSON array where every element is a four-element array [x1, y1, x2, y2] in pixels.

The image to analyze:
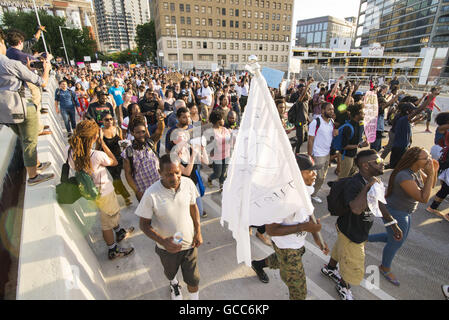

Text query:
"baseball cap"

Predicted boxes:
[[296, 154, 318, 171]]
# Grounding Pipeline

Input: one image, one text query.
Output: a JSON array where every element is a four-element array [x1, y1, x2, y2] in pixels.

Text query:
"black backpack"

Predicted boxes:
[[327, 177, 352, 216], [288, 102, 298, 125]]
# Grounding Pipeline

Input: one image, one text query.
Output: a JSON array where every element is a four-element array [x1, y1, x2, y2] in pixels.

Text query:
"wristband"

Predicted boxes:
[[384, 219, 397, 227]]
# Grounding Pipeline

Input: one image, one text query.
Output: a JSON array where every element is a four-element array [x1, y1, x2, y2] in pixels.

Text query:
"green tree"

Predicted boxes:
[[1, 10, 96, 62], [135, 21, 157, 62]]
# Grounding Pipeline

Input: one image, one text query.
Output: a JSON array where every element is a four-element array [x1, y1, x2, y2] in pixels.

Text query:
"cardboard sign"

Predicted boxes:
[[363, 91, 379, 144], [166, 72, 184, 83], [76, 62, 85, 68], [83, 56, 91, 62], [261, 67, 284, 88]]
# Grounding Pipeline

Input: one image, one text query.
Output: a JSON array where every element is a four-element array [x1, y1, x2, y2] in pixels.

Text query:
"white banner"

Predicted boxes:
[[221, 64, 314, 266], [83, 56, 91, 62]]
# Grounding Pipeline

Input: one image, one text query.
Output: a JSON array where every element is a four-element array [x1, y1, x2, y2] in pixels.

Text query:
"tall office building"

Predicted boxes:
[[295, 16, 356, 49], [355, 0, 449, 52], [355, 0, 449, 82], [93, 0, 151, 52], [150, 0, 294, 72]]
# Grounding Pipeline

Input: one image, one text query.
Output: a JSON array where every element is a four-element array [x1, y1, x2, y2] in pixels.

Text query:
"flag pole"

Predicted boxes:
[[32, 0, 49, 55], [247, 55, 326, 251]]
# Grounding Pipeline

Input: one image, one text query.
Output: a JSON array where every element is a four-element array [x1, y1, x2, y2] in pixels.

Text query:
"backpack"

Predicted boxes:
[[327, 177, 352, 216], [76, 170, 100, 201], [288, 102, 297, 125], [331, 121, 354, 158]]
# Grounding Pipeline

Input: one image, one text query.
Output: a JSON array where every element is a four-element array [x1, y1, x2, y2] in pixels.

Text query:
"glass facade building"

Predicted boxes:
[[356, 0, 449, 53], [295, 16, 355, 48]]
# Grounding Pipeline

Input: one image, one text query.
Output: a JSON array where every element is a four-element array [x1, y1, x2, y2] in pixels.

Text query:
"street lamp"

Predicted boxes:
[[166, 24, 181, 71], [59, 26, 70, 66]]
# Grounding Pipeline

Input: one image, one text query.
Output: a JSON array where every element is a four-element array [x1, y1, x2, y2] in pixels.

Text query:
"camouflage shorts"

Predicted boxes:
[[266, 243, 307, 300]]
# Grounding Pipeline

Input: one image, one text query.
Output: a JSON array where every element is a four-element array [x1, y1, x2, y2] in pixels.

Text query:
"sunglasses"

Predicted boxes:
[[104, 118, 113, 121], [368, 157, 384, 165]]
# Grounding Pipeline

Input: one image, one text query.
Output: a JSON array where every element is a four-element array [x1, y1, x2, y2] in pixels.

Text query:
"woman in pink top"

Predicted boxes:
[[207, 109, 232, 190]]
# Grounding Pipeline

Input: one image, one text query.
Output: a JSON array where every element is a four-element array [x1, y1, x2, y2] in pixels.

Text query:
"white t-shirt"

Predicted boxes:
[[197, 86, 213, 106], [68, 148, 115, 196], [134, 176, 199, 251], [308, 116, 334, 157], [271, 213, 310, 249]]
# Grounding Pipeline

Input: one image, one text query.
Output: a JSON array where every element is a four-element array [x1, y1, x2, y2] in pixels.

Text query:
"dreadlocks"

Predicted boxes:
[[68, 120, 99, 173], [386, 146, 424, 198]]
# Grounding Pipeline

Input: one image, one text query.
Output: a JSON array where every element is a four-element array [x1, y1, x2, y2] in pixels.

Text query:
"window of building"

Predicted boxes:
[[222, 8, 226, 15], [230, 8, 234, 16], [187, 29, 192, 36], [217, 19, 221, 26], [170, 3, 175, 11], [248, 22, 251, 29], [167, 40, 172, 48], [165, 15, 170, 24], [222, 20, 226, 27], [171, 16, 176, 24], [230, 43, 234, 49], [179, 4, 184, 11], [230, 21, 234, 27], [163, 2, 168, 10], [203, 41, 207, 48], [181, 29, 186, 36], [195, 5, 199, 12], [208, 6, 212, 14], [218, 42, 221, 49], [198, 54, 214, 61], [183, 54, 193, 61], [223, 42, 227, 49], [196, 30, 201, 36], [235, 21, 239, 28], [248, 10, 251, 18], [182, 41, 187, 48], [242, 10, 246, 17], [187, 17, 191, 24], [197, 41, 201, 48], [235, 32, 239, 38], [236, 9, 239, 16], [202, 6, 206, 13], [223, 31, 226, 37], [168, 54, 177, 61], [181, 16, 185, 24], [186, 4, 190, 12], [188, 41, 193, 48], [202, 18, 206, 25]]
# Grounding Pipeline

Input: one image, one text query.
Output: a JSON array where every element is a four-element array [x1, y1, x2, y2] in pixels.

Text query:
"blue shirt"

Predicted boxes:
[[55, 89, 79, 109], [108, 86, 125, 106], [6, 47, 36, 65]]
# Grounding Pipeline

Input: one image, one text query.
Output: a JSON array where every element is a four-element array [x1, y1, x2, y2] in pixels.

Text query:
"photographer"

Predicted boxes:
[[0, 28, 53, 186], [6, 28, 51, 136]]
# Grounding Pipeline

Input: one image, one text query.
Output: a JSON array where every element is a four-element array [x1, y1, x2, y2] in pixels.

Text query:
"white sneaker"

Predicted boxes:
[[442, 285, 449, 300], [336, 283, 354, 300], [311, 196, 322, 204], [170, 282, 183, 300]]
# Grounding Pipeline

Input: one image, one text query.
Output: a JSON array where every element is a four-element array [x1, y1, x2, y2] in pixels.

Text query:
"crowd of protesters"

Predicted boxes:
[[1, 24, 448, 301]]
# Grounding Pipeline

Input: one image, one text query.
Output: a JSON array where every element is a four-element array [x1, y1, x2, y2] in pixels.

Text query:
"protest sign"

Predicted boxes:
[[363, 91, 379, 144], [261, 67, 284, 88]]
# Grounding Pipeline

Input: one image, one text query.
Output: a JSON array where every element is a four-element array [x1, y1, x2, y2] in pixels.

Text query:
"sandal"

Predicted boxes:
[[379, 266, 400, 286], [116, 227, 135, 243], [125, 198, 132, 206]]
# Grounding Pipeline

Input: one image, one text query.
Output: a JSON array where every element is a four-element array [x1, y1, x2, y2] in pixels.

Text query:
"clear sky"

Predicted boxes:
[[293, 0, 361, 22]]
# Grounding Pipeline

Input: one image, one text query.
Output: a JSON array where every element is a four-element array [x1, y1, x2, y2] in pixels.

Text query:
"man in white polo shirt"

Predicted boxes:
[[307, 102, 336, 203], [135, 154, 203, 300]]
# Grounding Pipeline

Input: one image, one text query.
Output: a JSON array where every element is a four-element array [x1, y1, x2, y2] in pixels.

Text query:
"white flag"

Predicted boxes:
[[221, 62, 314, 266]]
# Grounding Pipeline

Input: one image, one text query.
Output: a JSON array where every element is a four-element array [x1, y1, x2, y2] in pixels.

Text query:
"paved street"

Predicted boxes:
[[89, 120, 448, 300]]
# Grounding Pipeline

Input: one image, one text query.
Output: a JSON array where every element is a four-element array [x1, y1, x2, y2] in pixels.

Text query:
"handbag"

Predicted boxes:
[[194, 168, 205, 197], [55, 149, 81, 204]]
